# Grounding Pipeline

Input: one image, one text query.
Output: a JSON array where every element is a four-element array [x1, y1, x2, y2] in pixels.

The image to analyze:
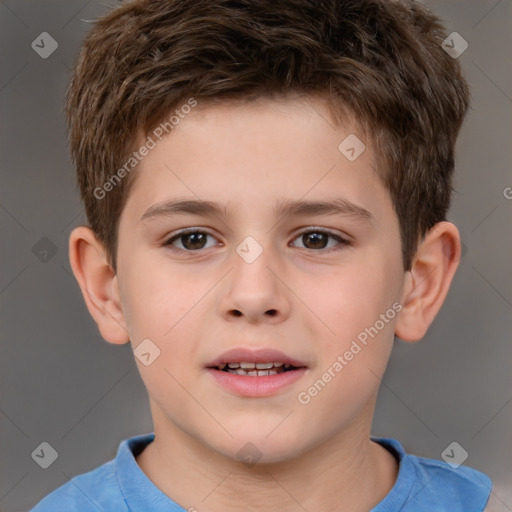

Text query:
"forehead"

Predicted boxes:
[[134, 93, 374, 171], [121, 95, 392, 228]]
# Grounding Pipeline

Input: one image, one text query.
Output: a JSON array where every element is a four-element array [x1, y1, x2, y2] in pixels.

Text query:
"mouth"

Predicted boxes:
[[205, 347, 308, 396], [206, 347, 308, 376]]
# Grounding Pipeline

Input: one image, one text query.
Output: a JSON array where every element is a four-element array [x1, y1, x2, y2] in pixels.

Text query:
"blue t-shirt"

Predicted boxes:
[[30, 432, 492, 511]]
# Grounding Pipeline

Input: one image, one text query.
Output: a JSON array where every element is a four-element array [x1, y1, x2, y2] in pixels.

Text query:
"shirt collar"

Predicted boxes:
[[115, 432, 414, 511]]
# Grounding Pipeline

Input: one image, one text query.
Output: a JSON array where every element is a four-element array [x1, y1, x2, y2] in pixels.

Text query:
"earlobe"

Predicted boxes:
[[68, 226, 130, 345], [394, 221, 461, 342]]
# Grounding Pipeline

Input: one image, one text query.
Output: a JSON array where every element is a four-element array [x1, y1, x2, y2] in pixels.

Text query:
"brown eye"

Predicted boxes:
[[166, 230, 216, 251], [302, 232, 329, 249]]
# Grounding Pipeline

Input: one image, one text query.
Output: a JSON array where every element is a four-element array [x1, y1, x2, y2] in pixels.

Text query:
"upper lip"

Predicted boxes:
[[206, 347, 308, 368]]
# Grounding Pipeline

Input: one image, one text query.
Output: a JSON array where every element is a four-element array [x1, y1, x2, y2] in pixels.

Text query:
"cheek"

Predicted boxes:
[[119, 262, 188, 347], [313, 261, 394, 329], [123, 275, 201, 405], [299, 276, 396, 427], [308, 258, 399, 381], [121, 264, 208, 372]]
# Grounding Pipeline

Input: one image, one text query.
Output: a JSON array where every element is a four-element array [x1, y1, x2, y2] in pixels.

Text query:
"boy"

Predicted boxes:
[[31, 0, 493, 510]]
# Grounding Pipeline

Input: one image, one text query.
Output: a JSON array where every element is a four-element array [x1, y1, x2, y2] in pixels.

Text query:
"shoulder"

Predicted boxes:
[[373, 438, 493, 512], [410, 454, 492, 509], [29, 459, 128, 512]]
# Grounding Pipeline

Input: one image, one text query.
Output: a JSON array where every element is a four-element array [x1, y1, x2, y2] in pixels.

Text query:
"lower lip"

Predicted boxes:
[[206, 367, 308, 397]]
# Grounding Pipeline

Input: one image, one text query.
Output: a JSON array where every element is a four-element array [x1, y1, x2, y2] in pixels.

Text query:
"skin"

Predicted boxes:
[[69, 95, 461, 511]]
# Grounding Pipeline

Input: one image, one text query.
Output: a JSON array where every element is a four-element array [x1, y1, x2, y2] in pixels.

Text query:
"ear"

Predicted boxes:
[[68, 226, 130, 345], [395, 221, 461, 342]]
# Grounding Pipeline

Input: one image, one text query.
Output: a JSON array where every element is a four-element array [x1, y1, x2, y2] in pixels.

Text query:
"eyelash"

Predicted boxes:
[[164, 228, 351, 254]]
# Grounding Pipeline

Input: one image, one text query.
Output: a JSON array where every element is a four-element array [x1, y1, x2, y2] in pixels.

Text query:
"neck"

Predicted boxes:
[[136, 398, 398, 512]]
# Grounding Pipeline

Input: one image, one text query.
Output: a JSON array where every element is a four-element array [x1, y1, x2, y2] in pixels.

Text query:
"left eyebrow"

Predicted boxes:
[[275, 197, 374, 223], [139, 197, 374, 224]]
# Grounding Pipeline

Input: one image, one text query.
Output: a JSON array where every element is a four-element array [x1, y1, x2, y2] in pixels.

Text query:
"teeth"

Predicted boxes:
[[255, 362, 274, 369], [233, 369, 280, 376], [214, 362, 298, 372], [223, 361, 287, 368]]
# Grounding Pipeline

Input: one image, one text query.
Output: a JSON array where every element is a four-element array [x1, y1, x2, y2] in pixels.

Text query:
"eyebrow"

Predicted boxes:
[[139, 197, 374, 224]]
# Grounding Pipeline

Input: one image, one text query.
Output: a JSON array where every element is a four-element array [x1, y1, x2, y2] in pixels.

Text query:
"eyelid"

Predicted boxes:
[[289, 227, 351, 251], [291, 226, 351, 241]]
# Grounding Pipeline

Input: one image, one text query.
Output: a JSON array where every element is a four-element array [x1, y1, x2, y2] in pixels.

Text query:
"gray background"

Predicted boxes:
[[1, 1, 511, 510]]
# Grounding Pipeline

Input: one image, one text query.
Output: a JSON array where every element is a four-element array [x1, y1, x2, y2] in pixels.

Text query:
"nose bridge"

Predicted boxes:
[[219, 233, 290, 322], [232, 233, 278, 291]]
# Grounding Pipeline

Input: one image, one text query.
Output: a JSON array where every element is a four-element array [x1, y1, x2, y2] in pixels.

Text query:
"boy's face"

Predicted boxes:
[[115, 96, 408, 463]]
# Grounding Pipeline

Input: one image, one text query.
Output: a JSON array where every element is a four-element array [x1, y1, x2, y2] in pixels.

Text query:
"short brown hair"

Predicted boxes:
[[65, 0, 470, 272]]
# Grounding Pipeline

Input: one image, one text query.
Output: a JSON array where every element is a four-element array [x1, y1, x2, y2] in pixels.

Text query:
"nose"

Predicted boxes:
[[218, 241, 291, 324]]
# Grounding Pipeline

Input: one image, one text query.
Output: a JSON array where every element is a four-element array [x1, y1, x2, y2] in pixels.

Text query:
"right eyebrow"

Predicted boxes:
[[139, 199, 235, 222]]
